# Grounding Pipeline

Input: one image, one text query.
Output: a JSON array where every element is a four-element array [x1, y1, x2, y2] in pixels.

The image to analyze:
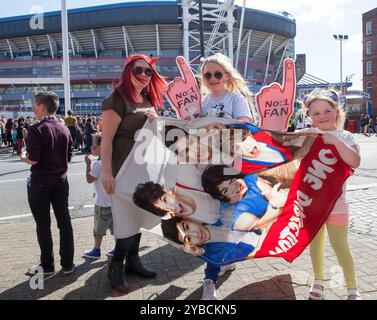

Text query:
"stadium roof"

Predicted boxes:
[[0, 1, 295, 38], [0, 1, 296, 60]]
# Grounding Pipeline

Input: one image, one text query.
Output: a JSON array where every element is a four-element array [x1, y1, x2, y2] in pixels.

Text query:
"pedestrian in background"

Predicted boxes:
[[363, 114, 370, 135], [84, 117, 97, 153], [82, 133, 115, 260], [5, 118, 13, 147], [11, 122, 18, 155], [15, 121, 25, 155], [367, 118, 374, 136], [21, 92, 75, 277], [0, 120, 5, 147], [359, 113, 365, 134], [64, 110, 78, 149]]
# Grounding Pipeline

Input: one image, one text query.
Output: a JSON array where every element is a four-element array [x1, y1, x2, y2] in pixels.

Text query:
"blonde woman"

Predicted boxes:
[[300, 88, 361, 300], [200, 53, 256, 123]]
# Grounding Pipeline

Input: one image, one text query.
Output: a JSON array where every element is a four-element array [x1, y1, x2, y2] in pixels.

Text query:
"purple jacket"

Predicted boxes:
[[27, 117, 73, 180]]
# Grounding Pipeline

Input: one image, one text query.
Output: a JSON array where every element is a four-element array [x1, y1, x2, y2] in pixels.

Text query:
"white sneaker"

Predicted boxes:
[[347, 288, 362, 300], [218, 263, 236, 277], [201, 279, 217, 300]]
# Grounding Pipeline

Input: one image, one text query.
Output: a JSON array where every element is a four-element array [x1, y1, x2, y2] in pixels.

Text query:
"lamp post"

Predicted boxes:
[[333, 34, 348, 95]]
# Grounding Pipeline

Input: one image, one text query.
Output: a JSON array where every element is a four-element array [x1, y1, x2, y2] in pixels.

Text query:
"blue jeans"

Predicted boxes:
[[205, 263, 221, 283]]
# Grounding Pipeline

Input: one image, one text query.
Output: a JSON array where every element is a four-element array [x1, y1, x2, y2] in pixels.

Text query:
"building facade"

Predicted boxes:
[[363, 7, 377, 117]]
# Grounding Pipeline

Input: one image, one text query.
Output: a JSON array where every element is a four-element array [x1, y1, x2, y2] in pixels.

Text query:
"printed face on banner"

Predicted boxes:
[[165, 56, 202, 121], [125, 118, 350, 267], [256, 58, 296, 132]]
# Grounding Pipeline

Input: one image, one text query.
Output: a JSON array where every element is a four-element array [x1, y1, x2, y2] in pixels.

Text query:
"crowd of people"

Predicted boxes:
[[0, 113, 104, 154], [1, 52, 363, 301]]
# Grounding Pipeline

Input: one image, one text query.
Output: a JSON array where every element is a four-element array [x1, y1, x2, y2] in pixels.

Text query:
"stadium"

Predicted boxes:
[[0, 0, 296, 117]]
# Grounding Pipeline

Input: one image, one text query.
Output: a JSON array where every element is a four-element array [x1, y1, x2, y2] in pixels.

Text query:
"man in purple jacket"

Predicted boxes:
[[21, 92, 75, 276]]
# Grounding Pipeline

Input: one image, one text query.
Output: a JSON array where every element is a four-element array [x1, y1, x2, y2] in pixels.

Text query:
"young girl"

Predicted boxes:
[[302, 88, 361, 300], [200, 53, 256, 123], [197, 53, 258, 299]]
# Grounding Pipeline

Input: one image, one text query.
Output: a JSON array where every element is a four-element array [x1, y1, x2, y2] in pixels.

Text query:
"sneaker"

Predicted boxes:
[[106, 249, 115, 258], [83, 247, 101, 260], [347, 288, 362, 300], [201, 279, 217, 300], [219, 263, 236, 277], [26, 264, 55, 277], [62, 264, 76, 275]]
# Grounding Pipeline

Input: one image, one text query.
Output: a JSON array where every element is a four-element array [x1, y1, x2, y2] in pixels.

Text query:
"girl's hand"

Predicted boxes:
[[145, 111, 158, 123], [262, 183, 288, 208], [102, 172, 115, 195], [322, 133, 339, 146], [84, 155, 91, 167]]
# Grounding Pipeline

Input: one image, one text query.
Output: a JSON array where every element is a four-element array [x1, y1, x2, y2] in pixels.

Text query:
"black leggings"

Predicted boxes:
[[112, 233, 141, 262]]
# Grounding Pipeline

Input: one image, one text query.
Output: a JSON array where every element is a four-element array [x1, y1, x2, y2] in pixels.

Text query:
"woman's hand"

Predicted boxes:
[[102, 172, 115, 195], [145, 111, 158, 123]]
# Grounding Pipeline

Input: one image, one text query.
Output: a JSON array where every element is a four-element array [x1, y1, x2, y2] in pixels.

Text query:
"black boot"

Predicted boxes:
[[125, 233, 156, 278], [108, 261, 129, 293]]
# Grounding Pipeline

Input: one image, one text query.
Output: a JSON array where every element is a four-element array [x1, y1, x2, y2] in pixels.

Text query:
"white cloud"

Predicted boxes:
[[344, 33, 362, 54], [241, 0, 354, 31]]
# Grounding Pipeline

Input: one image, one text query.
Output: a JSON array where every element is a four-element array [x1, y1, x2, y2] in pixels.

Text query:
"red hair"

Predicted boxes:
[[113, 54, 168, 112]]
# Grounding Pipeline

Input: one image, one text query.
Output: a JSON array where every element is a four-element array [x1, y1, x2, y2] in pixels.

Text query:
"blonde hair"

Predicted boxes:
[[200, 53, 256, 121], [302, 88, 345, 129]]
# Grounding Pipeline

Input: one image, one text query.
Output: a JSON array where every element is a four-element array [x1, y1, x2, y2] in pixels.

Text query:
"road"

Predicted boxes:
[[0, 133, 376, 220], [0, 151, 94, 220]]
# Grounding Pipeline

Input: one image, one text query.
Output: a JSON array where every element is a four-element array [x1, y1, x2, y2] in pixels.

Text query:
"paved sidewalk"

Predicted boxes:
[[0, 188, 376, 300]]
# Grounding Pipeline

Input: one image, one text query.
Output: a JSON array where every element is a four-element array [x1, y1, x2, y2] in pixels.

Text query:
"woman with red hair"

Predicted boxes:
[[101, 54, 168, 293]]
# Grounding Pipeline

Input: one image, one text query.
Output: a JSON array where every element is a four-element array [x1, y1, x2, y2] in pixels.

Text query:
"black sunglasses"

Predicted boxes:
[[303, 90, 339, 104], [203, 71, 223, 80], [133, 66, 153, 77]]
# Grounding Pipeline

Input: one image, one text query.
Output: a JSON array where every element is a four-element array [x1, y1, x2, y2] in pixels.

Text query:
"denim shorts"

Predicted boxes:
[[93, 206, 114, 237]]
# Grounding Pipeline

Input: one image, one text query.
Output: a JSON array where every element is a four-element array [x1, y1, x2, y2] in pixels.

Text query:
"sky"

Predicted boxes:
[[1, 0, 376, 90]]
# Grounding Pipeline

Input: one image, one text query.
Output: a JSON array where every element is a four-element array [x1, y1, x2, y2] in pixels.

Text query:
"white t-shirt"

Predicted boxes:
[[202, 91, 252, 121], [296, 119, 305, 129], [301, 128, 356, 148], [90, 159, 112, 208]]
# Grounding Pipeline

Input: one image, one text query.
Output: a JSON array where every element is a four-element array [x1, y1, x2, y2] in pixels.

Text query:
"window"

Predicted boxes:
[[366, 41, 372, 55], [246, 69, 253, 80], [366, 21, 372, 35], [366, 81, 372, 94], [366, 61, 372, 75]]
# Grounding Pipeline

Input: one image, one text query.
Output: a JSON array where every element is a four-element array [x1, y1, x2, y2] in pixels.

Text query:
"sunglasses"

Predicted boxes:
[[203, 71, 223, 80], [303, 90, 339, 104], [132, 66, 153, 77]]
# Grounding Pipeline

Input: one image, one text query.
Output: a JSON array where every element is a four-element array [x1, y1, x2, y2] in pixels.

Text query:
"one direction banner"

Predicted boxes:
[[110, 117, 350, 266]]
